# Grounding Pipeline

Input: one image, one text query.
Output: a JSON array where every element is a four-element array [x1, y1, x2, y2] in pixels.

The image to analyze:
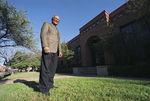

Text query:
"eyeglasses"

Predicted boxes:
[[53, 17, 60, 21]]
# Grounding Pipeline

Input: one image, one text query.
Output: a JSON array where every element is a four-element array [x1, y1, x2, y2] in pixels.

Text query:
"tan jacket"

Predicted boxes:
[[40, 22, 61, 53]]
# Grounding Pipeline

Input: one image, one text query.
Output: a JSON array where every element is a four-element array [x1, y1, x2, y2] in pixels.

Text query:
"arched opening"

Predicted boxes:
[[91, 38, 105, 66], [85, 36, 105, 66]]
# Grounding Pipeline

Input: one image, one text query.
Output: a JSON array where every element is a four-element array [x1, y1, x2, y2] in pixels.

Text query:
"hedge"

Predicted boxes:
[[107, 62, 150, 78]]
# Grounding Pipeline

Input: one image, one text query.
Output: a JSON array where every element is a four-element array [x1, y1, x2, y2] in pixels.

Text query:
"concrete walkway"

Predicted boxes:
[[0, 73, 150, 85]]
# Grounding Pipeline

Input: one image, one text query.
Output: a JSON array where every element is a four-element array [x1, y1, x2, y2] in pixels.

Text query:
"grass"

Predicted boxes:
[[2, 72, 40, 80], [2, 72, 59, 80], [0, 77, 150, 101]]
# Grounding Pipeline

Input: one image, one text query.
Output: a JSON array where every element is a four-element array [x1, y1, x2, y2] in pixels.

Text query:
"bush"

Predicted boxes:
[[56, 67, 73, 73], [108, 62, 150, 78], [56, 65, 73, 73], [56, 63, 82, 73]]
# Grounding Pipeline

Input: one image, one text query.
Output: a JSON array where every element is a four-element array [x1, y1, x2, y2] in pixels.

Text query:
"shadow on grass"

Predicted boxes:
[[13, 79, 39, 92], [0, 79, 10, 85], [0, 75, 12, 85]]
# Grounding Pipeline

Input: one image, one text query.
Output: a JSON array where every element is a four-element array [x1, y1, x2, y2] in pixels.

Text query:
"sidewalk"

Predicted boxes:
[[0, 73, 150, 85]]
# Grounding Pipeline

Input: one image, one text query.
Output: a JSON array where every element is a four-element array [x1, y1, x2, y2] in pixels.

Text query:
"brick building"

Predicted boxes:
[[64, 1, 150, 67]]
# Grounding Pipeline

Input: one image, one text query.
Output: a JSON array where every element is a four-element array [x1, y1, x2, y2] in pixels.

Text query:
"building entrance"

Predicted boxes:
[[90, 38, 105, 66]]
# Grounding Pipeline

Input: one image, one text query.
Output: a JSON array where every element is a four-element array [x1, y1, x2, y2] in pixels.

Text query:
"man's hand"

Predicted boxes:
[[59, 52, 62, 58], [44, 47, 50, 53]]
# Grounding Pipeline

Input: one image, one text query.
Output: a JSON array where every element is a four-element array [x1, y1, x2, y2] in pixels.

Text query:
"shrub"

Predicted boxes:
[[108, 62, 150, 78], [56, 67, 73, 73], [56, 65, 73, 73]]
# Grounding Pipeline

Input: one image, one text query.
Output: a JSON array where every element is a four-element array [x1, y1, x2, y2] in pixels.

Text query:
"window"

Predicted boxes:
[[77, 46, 80, 52], [97, 21, 100, 24], [121, 24, 136, 44], [119, 14, 123, 17], [93, 24, 95, 27], [113, 17, 117, 21], [120, 19, 150, 64], [121, 20, 150, 45], [101, 18, 104, 21], [76, 46, 81, 60], [132, 21, 150, 44]]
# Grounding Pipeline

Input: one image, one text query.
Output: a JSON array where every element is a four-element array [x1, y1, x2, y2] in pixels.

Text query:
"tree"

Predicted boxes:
[[0, 0, 38, 67], [61, 41, 74, 68], [11, 50, 41, 71], [98, 22, 128, 65], [26, 50, 41, 71], [96, 0, 150, 65], [126, 0, 150, 20], [11, 51, 29, 70], [0, 46, 17, 67], [0, 46, 33, 67], [0, 0, 38, 49], [126, 0, 150, 63]]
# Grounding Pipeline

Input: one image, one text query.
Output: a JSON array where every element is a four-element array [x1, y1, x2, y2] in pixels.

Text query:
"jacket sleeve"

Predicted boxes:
[[40, 22, 49, 48], [58, 32, 62, 52], [59, 40, 61, 52]]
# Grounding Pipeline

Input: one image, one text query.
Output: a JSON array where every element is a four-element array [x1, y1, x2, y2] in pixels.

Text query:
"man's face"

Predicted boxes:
[[52, 16, 60, 25]]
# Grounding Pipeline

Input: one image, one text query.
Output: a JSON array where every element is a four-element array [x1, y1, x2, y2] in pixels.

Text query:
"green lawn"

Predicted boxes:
[[0, 77, 150, 101], [2, 72, 59, 80], [2, 72, 40, 80]]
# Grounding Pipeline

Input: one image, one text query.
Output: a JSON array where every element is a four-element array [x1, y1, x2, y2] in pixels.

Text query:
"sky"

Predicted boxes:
[[4, 0, 127, 48], [0, 0, 127, 66]]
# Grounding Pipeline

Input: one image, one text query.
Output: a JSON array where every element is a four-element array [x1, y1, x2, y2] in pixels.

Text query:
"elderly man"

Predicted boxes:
[[39, 15, 62, 96]]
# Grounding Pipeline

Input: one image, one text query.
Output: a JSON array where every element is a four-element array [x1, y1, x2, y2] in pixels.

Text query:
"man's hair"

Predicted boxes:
[[51, 15, 59, 21]]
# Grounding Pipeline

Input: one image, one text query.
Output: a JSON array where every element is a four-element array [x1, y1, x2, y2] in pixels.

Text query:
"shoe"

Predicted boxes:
[[50, 86, 58, 89], [53, 86, 58, 89], [42, 92, 50, 96]]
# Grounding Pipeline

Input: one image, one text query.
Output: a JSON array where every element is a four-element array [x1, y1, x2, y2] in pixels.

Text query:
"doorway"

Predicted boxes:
[[91, 38, 105, 66]]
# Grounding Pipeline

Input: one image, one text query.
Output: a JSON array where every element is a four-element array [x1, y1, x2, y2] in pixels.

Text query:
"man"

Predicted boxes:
[[39, 15, 62, 96]]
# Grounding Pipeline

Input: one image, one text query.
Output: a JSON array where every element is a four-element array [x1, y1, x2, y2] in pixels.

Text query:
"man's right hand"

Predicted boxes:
[[44, 47, 50, 53]]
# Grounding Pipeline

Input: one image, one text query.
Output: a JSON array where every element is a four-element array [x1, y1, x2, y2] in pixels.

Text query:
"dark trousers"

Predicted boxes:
[[39, 52, 58, 93]]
